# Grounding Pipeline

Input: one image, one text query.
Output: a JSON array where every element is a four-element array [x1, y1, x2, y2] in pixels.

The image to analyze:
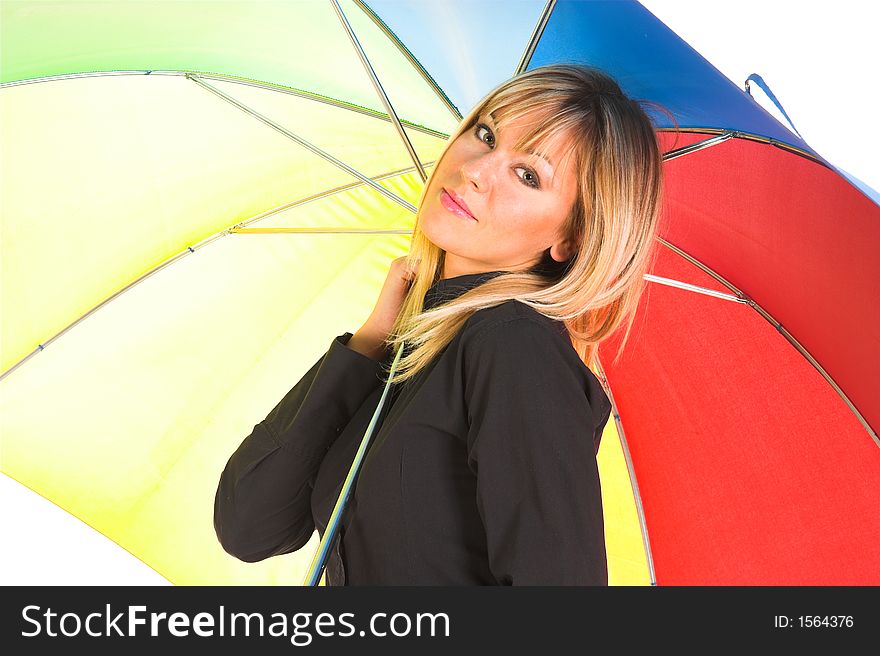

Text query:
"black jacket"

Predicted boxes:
[[214, 270, 613, 585]]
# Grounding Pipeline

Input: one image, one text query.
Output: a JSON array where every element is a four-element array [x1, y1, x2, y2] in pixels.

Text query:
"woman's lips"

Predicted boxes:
[[440, 188, 477, 222]]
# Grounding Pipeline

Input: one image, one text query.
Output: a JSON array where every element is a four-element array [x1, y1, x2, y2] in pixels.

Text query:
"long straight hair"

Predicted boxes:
[[382, 64, 672, 385]]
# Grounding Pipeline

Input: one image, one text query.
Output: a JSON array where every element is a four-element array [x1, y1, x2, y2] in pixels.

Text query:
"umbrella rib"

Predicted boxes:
[[659, 127, 826, 166], [185, 73, 417, 213], [644, 274, 744, 303], [591, 357, 658, 586], [515, 0, 557, 75], [0, 70, 449, 136], [230, 162, 432, 235], [662, 131, 734, 160], [235, 228, 411, 234], [657, 236, 879, 448], [0, 164, 424, 383], [332, 0, 427, 183], [351, 0, 463, 122]]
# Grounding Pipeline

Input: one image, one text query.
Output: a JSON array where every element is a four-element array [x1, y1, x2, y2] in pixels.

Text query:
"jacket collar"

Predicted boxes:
[[423, 270, 507, 310]]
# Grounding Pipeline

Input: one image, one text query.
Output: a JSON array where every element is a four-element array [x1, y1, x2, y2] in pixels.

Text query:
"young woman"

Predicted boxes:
[[214, 64, 666, 585]]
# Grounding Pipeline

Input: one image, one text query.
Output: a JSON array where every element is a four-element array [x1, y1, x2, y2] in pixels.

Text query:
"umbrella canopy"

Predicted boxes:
[[2, 0, 877, 586]]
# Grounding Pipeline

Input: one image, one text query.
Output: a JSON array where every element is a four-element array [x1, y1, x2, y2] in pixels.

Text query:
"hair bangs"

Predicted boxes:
[[485, 97, 584, 178]]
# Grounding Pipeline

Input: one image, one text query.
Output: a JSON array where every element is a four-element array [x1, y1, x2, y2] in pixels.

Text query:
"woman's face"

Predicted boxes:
[[419, 107, 580, 279]]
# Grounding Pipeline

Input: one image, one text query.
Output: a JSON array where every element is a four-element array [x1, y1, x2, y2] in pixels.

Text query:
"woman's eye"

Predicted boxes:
[[516, 167, 540, 189], [474, 123, 495, 147], [474, 122, 540, 189]]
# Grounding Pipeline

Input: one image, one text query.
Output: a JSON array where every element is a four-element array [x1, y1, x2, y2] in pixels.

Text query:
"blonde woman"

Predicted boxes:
[[215, 64, 666, 585]]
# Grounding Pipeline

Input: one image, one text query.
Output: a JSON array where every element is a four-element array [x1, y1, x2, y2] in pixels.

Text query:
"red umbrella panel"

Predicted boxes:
[[595, 131, 880, 584]]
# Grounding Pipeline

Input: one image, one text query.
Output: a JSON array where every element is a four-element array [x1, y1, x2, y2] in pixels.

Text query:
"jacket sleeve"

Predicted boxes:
[[214, 332, 385, 563], [463, 317, 609, 585]]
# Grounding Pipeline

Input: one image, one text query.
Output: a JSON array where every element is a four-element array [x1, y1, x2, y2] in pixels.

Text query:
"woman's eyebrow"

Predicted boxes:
[[485, 112, 554, 170]]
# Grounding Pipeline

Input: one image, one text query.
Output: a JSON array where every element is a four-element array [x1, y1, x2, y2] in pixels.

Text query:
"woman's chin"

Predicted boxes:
[[419, 210, 447, 243]]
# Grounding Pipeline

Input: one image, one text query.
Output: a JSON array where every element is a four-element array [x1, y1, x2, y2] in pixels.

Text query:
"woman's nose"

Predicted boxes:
[[460, 154, 492, 190]]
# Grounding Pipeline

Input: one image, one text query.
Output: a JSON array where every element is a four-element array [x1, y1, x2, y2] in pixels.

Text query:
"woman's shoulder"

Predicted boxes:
[[462, 299, 569, 346], [461, 300, 610, 400], [460, 300, 613, 449]]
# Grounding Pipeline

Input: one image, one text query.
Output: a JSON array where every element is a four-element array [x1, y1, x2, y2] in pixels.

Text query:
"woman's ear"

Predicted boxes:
[[550, 238, 577, 263]]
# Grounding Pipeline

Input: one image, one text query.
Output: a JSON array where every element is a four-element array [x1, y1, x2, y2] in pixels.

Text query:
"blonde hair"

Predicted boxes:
[[382, 63, 672, 385]]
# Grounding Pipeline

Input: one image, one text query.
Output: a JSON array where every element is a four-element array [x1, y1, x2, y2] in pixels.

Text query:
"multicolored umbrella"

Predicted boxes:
[[2, 0, 877, 586]]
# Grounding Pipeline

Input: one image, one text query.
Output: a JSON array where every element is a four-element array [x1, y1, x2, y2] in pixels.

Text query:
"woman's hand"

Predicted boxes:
[[347, 256, 419, 361]]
